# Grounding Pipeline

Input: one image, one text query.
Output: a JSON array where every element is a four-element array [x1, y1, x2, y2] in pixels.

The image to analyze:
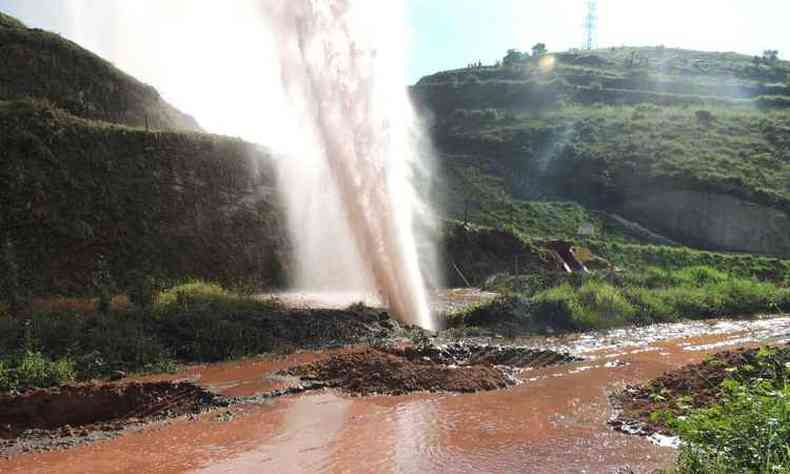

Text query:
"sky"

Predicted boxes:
[[1, 0, 788, 142], [3, 0, 789, 84]]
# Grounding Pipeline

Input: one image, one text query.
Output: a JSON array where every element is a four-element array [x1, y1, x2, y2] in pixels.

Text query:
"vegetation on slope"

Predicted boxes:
[[416, 46, 790, 107], [0, 281, 397, 393], [438, 104, 790, 213], [0, 99, 285, 309], [417, 47, 790, 258], [452, 264, 789, 335], [0, 12, 199, 131]]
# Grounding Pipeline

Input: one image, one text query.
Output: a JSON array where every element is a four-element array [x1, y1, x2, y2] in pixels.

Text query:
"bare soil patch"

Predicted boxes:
[[283, 343, 579, 396], [284, 348, 513, 395]]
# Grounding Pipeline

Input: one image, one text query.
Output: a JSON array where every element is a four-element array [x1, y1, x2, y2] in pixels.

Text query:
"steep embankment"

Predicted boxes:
[[0, 15, 199, 131], [0, 100, 286, 296], [0, 11, 288, 299], [414, 47, 790, 257]]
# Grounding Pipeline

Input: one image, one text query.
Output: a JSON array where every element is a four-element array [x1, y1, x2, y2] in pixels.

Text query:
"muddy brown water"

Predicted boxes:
[[2, 315, 788, 474]]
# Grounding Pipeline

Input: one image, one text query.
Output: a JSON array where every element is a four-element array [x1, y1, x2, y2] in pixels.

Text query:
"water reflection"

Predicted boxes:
[[192, 394, 352, 473]]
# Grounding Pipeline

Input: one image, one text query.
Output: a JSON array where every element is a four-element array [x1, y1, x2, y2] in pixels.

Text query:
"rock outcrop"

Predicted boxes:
[[623, 190, 790, 257]]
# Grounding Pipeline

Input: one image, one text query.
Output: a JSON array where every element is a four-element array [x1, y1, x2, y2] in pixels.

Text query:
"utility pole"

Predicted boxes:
[[583, 0, 598, 50]]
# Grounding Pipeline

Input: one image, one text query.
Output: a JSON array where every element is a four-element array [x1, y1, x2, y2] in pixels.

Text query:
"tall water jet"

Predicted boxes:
[[263, 0, 438, 330]]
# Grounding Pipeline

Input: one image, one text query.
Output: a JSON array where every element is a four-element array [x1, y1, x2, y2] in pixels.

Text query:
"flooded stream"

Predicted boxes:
[[2, 315, 788, 474]]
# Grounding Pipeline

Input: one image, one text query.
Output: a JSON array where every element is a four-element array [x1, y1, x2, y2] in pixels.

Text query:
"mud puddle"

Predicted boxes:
[[0, 382, 225, 457], [1, 315, 789, 473]]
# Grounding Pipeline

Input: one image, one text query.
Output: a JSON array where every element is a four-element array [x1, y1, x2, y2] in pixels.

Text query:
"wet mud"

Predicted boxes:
[[279, 343, 580, 396], [283, 348, 515, 396]]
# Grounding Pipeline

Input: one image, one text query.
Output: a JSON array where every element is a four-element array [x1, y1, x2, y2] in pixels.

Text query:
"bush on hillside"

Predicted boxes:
[[532, 281, 635, 330]]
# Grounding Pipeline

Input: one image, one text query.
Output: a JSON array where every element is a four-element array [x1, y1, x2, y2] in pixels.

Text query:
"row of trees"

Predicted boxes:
[[754, 49, 780, 66]]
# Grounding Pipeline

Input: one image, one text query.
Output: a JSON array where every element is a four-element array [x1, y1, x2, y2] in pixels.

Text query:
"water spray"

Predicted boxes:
[[264, 0, 438, 331]]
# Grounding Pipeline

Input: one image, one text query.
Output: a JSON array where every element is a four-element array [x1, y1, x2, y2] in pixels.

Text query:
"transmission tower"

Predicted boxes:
[[583, 0, 598, 50]]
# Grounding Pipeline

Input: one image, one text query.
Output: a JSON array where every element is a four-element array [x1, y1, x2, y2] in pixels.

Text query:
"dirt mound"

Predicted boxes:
[[0, 382, 223, 450], [611, 344, 790, 435], [284, 348, 516, 396]]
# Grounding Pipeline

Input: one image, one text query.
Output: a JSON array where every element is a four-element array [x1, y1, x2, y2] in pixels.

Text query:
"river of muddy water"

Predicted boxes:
[[3, 314, 789, 474]]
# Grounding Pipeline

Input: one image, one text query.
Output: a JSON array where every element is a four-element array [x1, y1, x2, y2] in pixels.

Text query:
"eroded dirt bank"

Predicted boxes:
[[0, 382, 225, 456], [0, 315, 787, 473]]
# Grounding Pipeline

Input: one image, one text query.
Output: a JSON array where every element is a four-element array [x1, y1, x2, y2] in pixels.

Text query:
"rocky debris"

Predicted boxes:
[[390, 342, 581, 368], [0, 382, 227, 457], [266, 306, 400, 349]]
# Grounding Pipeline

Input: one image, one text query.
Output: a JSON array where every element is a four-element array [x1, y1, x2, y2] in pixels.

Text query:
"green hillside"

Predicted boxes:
[[415, 46, 790, 257], [0, 16, 199, 131]]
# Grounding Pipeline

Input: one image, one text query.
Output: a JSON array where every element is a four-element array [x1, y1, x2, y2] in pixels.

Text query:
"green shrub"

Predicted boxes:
[[0, 361, 10, 392], [532, 281, 635, 330], [531, 284, 580, 330], [713, 278, 779, 315], [675, 266, 729, 287], [659, 286, 725, 319], [157, 310, 276, 361], [0, 351, 75, 392], [673, 381, 790, 474], [0, 281, 286, 388], [774, 288, 790, 312], [530, 267, 782, 330], [624, 266, 680, 288], [624, 286, 678, 323], [157, 280, 230, 307], [574, 281, 636, 328]]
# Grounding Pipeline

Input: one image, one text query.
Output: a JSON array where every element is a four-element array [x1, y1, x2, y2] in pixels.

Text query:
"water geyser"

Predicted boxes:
[[263, 0, 437, 330]]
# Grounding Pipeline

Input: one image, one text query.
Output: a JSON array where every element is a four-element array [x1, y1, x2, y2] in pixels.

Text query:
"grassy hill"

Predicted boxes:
[[0, 15, 200, 131], [414, 47, 790, 257]]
